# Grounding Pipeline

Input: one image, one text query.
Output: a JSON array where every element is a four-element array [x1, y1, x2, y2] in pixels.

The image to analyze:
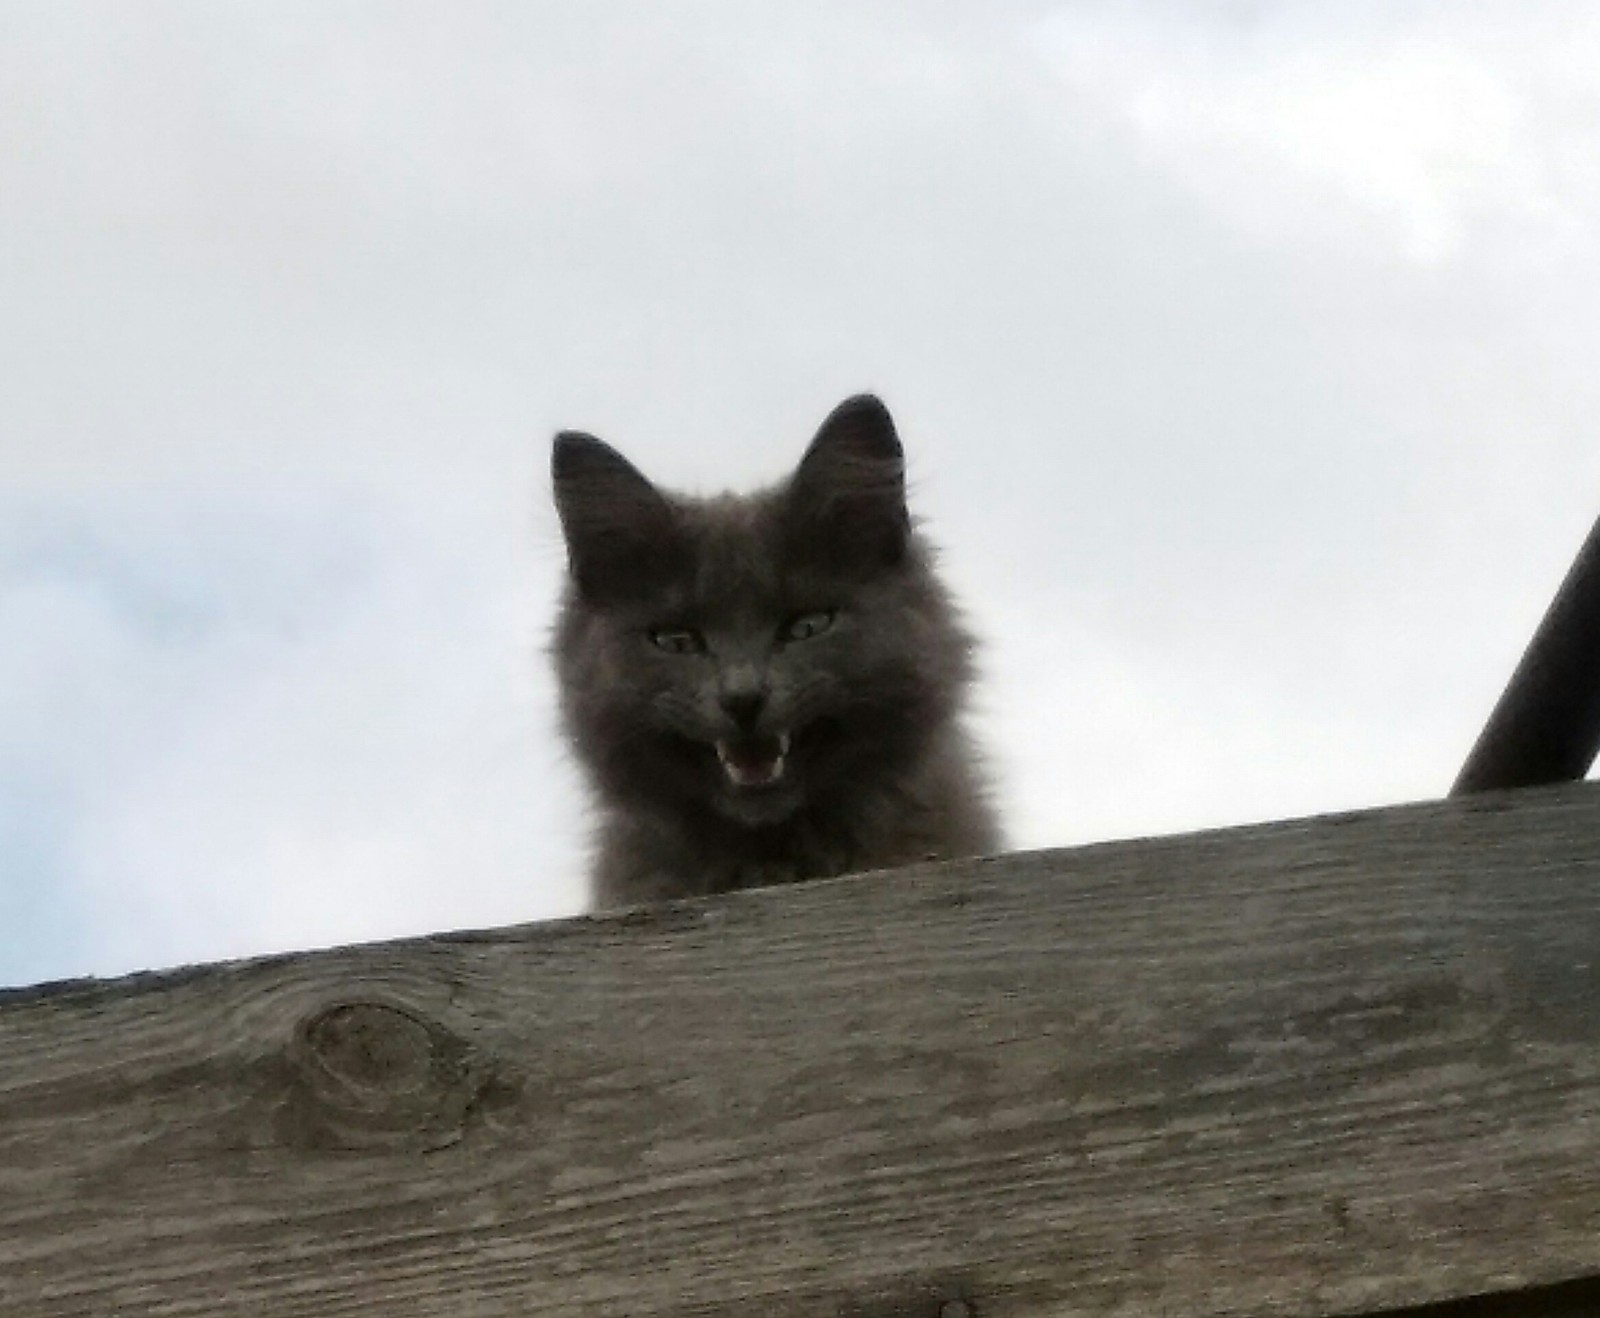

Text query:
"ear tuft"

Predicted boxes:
[[812, 394, 902, 462]]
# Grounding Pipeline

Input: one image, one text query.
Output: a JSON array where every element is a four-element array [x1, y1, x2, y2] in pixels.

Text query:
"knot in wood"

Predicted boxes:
[[287, 1000, 487, 1152]]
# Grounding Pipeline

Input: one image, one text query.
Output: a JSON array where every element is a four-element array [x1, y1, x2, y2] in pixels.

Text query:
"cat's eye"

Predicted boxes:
[[780, 609, 836, 643], [648, 626, 705, 655]]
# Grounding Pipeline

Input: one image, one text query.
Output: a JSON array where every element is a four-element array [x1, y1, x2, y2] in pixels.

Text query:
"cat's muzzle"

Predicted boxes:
[[715, 731, 791, 789]]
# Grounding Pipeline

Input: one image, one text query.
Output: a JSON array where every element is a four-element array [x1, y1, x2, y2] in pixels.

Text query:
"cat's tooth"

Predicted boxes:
[[771, 754, 786, 780], [716, 743, 748, 785], [777, 733, 791, 754]]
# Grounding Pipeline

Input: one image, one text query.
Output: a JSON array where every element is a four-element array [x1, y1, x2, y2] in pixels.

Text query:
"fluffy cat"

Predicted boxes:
[[551, 394, 999, 908]]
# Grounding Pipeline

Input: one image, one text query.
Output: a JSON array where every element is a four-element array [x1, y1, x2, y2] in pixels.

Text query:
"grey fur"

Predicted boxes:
[[552, 394, 999, 908]]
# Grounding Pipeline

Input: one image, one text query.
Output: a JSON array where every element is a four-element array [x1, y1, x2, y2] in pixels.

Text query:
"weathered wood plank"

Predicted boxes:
[[5, 784, 1600, 1317]]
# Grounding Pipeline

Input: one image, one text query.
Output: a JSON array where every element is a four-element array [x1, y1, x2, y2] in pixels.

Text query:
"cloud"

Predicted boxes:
[[1029, 2, 1600, 265], [0, 493, 583, 977], [4, 3, 1600, 984]]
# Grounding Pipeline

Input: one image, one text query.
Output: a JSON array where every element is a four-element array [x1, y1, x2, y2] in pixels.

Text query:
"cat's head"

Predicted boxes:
[[551, 394, 972, 828]]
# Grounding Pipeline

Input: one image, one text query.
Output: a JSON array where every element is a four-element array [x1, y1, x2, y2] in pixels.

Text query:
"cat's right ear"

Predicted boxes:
[[552, 432, 681, 602]]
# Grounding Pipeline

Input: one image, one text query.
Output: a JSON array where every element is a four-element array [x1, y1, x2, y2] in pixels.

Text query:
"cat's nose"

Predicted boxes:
[[720, 687, 766, 732]]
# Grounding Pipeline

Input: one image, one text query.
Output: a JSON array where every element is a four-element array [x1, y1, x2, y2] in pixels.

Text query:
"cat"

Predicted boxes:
[[551, 393, 999, 908]]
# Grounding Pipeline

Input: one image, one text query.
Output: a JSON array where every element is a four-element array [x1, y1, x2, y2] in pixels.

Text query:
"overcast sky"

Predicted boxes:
[[5, 1, 1600, 987]]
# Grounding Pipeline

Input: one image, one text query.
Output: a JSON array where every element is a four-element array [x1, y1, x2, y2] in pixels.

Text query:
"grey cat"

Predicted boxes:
[[551, 394, 999, 908]]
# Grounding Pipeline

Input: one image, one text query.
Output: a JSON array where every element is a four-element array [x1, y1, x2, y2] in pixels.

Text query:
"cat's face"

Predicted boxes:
[[553, 396, 969, 828]]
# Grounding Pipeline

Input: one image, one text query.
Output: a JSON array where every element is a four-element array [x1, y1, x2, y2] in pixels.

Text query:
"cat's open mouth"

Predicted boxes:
[[715, 732, 791, 789]]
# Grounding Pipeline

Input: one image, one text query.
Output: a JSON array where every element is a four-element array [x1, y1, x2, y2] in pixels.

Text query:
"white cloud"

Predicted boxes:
[[1, 494, 583, 977], [1030, 2, 1600, 265], [4, 3, 1600, 984]]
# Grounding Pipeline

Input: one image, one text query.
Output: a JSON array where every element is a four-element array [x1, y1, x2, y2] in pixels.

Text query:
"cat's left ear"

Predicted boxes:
[[784, 394, 909, 573]]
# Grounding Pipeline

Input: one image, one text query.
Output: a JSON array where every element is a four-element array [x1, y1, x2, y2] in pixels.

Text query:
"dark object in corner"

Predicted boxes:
[[1453, 513, 1600, 795], [1380, 1273, 1600, 1317]]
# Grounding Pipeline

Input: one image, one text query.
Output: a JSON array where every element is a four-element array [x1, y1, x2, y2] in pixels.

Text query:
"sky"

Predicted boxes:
[[4, 1, 1600, 987]]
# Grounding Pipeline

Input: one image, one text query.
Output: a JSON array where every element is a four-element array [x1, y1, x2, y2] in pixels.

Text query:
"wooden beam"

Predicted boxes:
[[6, 784, 1600, 1316]]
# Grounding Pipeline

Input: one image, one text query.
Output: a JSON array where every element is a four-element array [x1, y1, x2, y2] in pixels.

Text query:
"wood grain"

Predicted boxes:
[[6, 784, 1600, 1316]]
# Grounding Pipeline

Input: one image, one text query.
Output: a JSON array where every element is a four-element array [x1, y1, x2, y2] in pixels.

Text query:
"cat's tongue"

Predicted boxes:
[[716, 733, 790, 788]]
